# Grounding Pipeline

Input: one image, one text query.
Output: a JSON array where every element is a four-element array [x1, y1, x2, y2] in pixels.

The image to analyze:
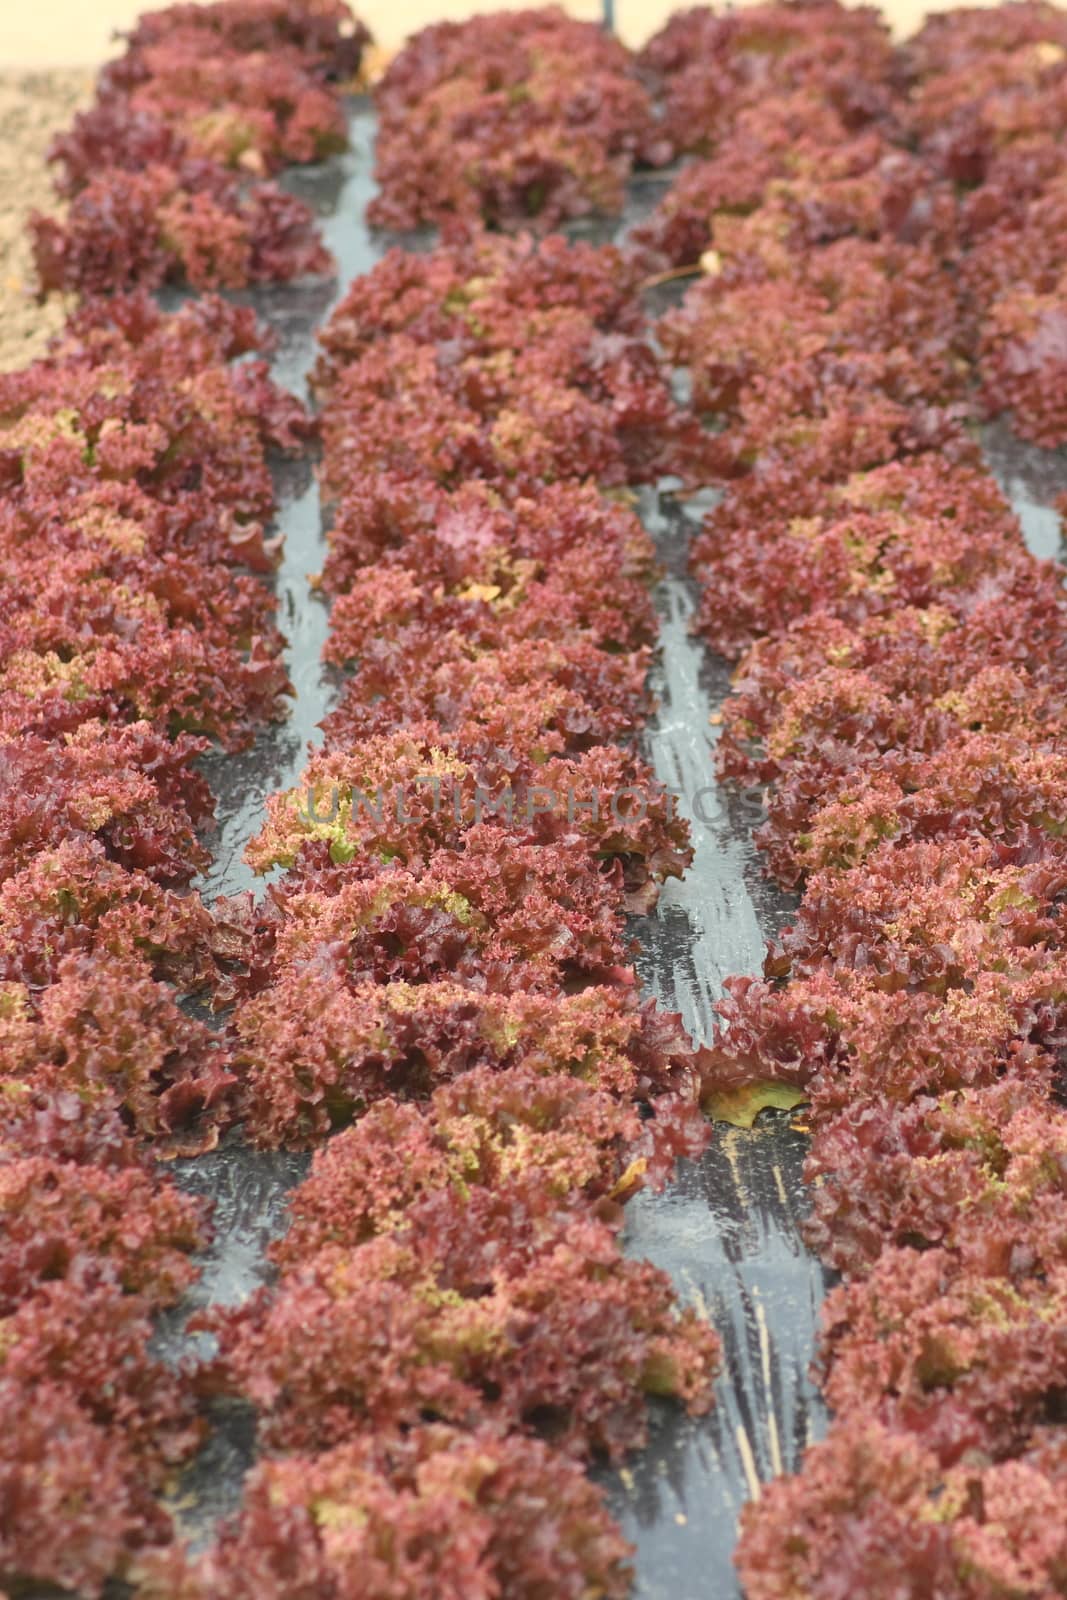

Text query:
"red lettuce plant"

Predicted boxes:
[[115, 0, 369, 76], [369, 8, 666, 232], [736, 1417, 1067, 1600], [206, 1195, 718, 1456], [134, 1426, 634, 1600], [32, 166, 332, 297], [638, 0, 896, 157], [0, 295, 308, 749], [235, 974, 706, 1147], [0, 1150, 206, 1308]]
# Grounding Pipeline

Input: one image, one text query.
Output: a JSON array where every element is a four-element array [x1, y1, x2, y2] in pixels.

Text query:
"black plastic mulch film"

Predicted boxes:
[[146, 100, 1067, 1600]]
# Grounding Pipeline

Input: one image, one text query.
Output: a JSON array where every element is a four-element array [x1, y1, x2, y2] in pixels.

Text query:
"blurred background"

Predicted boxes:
[[1, 0, 1013, 64]]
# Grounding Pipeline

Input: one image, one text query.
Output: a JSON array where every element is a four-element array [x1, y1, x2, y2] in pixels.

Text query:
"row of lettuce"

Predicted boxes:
[[644, 4, 1067, 1595], [0, 2, 369, 1593]]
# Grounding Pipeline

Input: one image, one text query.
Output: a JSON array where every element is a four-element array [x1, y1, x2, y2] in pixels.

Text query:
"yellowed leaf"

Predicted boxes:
[[704, 1081, 807, 1129], [609, 1155, 648, 1199]]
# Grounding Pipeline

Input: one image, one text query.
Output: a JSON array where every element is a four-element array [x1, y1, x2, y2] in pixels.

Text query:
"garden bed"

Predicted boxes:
[[3, 5, 1067, 1598]]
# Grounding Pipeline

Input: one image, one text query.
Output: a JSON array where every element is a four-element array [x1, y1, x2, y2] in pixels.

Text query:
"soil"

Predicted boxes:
[[0, 68, 91, 373]]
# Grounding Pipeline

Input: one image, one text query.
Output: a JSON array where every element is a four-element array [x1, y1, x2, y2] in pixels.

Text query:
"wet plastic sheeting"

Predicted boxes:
[[194, 100, 386, 904], [163, 99, 393, 1549], [162, 100, 1067, 1598], [983, 416, 1067, 563], [594, 488, 826, 1600]]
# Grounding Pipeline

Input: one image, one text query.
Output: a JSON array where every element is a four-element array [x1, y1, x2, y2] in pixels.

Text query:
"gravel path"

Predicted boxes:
[[0, 69, 91, 372]]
